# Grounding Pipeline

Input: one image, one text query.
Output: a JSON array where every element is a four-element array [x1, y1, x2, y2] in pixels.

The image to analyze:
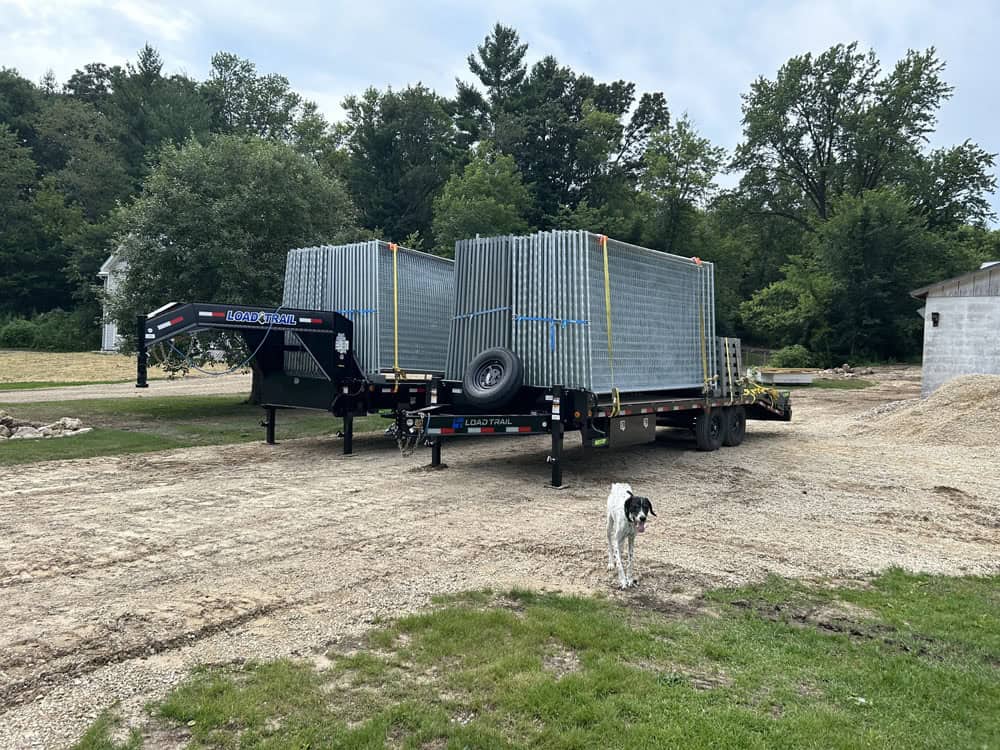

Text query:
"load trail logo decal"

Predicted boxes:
[[225, 310, 297, 326]]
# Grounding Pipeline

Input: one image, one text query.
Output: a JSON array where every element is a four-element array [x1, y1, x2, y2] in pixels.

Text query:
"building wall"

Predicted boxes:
[[100, 265, 122, 352], [921, 295, 1000, 395]]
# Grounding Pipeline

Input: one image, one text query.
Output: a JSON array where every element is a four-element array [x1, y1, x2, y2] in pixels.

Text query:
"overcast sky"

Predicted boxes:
[[3, 0, 998, 216]]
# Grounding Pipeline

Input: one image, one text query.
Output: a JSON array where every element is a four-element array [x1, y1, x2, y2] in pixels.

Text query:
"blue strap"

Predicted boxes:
[[453, 306, 511, 321], [335, 308, 377, 317], [515, 315, 589, 351]]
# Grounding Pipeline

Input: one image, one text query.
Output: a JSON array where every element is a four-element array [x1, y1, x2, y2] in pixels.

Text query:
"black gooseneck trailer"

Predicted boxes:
[[399, 338, 792, 488], [137, 302, 438, 452]]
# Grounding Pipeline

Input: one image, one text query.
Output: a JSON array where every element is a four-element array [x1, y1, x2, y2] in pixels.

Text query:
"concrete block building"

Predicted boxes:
[[910, 261, 1000, 396]]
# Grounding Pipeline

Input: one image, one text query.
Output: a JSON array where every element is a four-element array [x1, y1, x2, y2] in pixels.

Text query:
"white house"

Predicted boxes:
[[97, 253, 127, 352]]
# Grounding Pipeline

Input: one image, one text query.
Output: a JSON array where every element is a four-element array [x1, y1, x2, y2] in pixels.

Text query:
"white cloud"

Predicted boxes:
[[1, 0, 995, 217]]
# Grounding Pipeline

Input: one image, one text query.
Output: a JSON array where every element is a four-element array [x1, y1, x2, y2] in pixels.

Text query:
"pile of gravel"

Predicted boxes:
[[860, 375, 1000, 447], [854, 400, 916, 422], [0, 411, 92, 441]]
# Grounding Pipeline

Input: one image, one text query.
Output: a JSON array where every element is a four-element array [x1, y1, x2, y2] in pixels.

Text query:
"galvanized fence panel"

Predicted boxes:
[[584, 233, 710, 393], [375, 241, 453, 374], [446, 235, 514, 380], [447, 230, 718, 395], [283, 241, 452, 380]]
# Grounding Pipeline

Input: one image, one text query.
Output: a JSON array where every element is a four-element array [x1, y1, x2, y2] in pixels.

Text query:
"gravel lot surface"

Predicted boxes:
[[1, 367, 997, 748]]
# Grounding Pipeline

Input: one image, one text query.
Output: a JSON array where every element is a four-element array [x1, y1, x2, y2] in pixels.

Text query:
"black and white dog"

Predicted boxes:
[[606, 483, 656, 589]]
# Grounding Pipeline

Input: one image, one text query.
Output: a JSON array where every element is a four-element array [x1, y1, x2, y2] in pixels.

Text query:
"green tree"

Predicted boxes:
[[0, 125, 43, 314], [734, 44, 994, 226], [0, 67, 43, 146], [110, 135, 357, 333], [204, 52, 323, 144], [108, 45, 212, 178], [641, 115, 726, 254], [32, 97, 131, 218], [432, 144, 531, 255], [812, 189, 937, 359], [342, 85, 462, 242]]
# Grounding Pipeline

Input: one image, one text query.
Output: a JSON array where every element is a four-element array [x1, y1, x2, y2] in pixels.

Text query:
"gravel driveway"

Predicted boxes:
[[2, 368, 997, 748]]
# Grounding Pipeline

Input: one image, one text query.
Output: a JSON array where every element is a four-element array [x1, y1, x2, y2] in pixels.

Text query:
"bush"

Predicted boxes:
[[0, 318, 37, 348], [768, 344, 816, 368], [0, 309, 99, 352]]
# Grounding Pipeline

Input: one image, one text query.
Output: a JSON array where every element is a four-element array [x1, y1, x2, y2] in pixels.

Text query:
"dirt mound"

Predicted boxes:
[[863, 375, 1000, 446]]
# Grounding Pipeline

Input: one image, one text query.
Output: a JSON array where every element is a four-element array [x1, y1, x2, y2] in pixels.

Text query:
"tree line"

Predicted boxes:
[[0, 25, 996, 363]]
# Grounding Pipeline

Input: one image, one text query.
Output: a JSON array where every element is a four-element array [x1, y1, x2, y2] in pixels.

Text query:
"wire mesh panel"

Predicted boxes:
[[446, 235, 515, 380], [283, 241, 453, 380], [447, 230, 718, 395]]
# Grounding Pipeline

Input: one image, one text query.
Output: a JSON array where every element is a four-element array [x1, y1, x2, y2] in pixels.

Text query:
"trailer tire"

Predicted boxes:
[[693, 409, 724, 451], [462, 347, 524, 410], [721, 406, 746, 447]]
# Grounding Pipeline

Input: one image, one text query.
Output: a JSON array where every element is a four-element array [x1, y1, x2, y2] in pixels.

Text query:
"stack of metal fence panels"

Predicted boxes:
[[283, 241, 454, 379], [447, 230, 716, 395]]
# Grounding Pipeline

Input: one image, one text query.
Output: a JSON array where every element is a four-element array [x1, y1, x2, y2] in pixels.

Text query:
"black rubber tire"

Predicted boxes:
[[693, 409, 724, 452], [721, 406, 747, 447], [462, 347, 524, 410]]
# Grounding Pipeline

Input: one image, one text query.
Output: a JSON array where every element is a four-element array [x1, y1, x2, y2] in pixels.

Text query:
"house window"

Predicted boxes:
[[931, 312, 940, 327]]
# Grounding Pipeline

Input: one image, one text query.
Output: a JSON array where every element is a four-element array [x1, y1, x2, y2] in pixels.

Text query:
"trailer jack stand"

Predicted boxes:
[[343, 413, 354, 455], [263, 406, 276, 445], [547, 421, 567, 488], [429, 439, 446, 469]]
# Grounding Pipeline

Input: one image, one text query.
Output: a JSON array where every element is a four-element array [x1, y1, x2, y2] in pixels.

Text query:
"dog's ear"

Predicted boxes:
[[623, 494, 638, 520], [645, 498, 656, 517]]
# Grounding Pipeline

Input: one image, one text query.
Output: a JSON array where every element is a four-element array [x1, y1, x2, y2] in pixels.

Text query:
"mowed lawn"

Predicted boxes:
[[76, 570, 999, 749], [0, 395, 386, 465]]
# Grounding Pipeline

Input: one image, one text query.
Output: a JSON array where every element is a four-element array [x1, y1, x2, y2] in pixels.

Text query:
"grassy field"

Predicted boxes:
[[0, 395, 387, 466], [0, 350, 233, 384], [76, 570, 999, 749]]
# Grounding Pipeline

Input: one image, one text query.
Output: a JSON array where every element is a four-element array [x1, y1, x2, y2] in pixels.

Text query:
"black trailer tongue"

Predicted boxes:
[[136, 302, 438, 454], [137, 301, 369, 445]]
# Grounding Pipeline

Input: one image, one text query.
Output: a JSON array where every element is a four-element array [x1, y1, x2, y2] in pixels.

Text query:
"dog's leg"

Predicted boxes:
[[607, 516, 615, 571], [626, 533, 635, 585], [612, 536, 630, 589]]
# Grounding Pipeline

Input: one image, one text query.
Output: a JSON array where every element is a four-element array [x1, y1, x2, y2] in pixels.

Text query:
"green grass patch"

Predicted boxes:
[[0, 380, 131, 391], [0, 395, 387, 466], [87, 570, 999, 749], [808, 378, 876, 390], [71, 709, 142, 750]]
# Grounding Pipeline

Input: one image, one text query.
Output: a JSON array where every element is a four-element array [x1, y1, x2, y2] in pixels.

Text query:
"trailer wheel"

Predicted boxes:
[[693, 409, 724, 451], [462, 347, 524, 410], [722, 406, 746, 447]]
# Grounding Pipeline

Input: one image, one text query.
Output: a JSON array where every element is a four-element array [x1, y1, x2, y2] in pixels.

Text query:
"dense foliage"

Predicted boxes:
[[0, 28, 995, 362]]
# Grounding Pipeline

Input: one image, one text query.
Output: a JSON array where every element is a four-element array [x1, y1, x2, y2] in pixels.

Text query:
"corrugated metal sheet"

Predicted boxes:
[[447, 230, 717, 395], [283, 241, 453, 379], [911, 263, 1000, 299]]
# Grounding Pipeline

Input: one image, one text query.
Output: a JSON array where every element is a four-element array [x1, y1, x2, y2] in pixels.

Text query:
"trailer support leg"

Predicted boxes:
[[343, 413, 354, 455], [549, 421, 564, 488], [135, 314, 148, 388], [430, 439, 443, 468], [265, 406, 276, 445]]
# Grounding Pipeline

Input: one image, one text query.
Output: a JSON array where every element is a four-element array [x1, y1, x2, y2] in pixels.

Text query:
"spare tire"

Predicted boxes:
[[462, 347, 524, 410]]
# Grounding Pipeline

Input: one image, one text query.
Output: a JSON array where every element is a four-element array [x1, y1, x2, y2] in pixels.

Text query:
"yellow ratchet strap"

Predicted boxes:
[[600, 234, 621, 416]]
